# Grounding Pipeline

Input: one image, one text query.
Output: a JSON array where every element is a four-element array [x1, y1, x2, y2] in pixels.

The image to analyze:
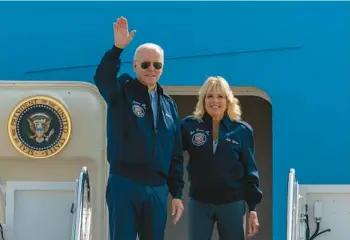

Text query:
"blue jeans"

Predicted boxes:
[[188, 198, 246, 240], [106, 173, 168, 240]]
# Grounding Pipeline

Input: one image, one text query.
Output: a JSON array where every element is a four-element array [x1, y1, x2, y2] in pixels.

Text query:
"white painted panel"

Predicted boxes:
[[300, 185, 350, 240], [5, 181, 75, 240], [15, 190, 74, 240]]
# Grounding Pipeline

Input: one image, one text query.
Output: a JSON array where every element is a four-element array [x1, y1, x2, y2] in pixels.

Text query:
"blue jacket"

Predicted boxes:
[[94, 46, 184, 199], [181, 113, 263, 210]]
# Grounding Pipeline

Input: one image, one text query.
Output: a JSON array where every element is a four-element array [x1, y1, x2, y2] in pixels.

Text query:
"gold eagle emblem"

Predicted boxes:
[[27, 113, 55, 143]]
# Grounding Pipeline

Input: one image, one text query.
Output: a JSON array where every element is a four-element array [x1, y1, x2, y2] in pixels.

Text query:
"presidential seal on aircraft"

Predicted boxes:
[[8, 95, 72, 159]]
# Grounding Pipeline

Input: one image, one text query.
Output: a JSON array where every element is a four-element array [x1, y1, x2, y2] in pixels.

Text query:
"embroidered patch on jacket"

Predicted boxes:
[[132, 103, 145, 118], [192, 132, 207, 146]]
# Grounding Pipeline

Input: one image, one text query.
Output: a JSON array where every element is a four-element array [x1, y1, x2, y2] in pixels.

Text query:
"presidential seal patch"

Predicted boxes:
[[192, 132, 207, 146], [132, 104, 145, 118], [8, 95, 72, 159]]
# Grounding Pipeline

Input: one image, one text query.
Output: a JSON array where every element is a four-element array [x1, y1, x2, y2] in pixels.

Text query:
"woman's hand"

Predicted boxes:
[[247, 211, 259, 237]]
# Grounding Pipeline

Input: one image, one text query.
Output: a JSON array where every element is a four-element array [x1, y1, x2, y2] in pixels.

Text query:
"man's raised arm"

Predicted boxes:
[[93, 16, 136, 104]]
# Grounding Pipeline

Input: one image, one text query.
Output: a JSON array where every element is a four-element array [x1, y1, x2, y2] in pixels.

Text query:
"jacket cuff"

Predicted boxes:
[[111, 45, 124, 57], [248, 203, 256, 212], [170, 186, 183, 200]]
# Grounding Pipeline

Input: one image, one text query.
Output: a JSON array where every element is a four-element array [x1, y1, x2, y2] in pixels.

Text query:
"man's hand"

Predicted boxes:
[[113, 16, 136, 49], [171, 199, 184, 225], [247, 211, 259, 238]]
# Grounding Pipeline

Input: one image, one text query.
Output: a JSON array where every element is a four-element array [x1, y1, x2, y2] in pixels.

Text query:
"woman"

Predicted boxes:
[[181, 76, 263, 239]]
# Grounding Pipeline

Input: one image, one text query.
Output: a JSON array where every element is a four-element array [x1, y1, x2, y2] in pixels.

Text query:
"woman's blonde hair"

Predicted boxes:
[[193, 76, 242, 121]]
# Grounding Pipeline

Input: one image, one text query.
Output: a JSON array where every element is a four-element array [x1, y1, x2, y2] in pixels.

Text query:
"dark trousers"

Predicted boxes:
[[106, 173, 168, 240], [188, 198, 246, 240]]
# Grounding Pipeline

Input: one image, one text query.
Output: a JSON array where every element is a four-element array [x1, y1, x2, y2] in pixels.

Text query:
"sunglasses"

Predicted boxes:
[[140, 61, 163, 70]]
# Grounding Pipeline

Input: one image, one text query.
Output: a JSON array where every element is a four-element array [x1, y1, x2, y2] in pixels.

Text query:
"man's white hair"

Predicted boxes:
[[133, 43, 164, 61]]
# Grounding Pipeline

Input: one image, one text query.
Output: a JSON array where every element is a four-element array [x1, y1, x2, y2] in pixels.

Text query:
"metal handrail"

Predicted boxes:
[[71, 166, 92, 240], [286, 168, 301, 240], [286, 168, 295, 240]]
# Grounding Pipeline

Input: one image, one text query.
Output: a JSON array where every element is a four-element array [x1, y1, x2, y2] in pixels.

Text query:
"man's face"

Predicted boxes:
[[133, 48, 164, 88]]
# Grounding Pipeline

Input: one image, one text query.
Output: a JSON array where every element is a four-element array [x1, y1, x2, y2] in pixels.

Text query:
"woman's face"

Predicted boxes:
[[204, 88, 227, 120]]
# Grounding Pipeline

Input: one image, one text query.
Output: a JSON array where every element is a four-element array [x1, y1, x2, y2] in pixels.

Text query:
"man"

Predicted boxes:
[[94, 16, 185, 240]]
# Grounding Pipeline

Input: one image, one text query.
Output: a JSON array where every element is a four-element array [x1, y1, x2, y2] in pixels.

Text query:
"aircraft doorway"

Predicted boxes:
[[164, 87, 272, 240]]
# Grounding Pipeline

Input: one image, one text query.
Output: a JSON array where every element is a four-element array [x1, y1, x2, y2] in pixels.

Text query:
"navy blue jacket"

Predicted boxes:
[[181, 113, 262, 210], [94, 46, 184, 199]]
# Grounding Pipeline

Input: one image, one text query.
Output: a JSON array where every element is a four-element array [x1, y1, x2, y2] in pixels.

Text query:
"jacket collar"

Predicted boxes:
[[134, 77, 164, 95], [202, 112, 232, 131]]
